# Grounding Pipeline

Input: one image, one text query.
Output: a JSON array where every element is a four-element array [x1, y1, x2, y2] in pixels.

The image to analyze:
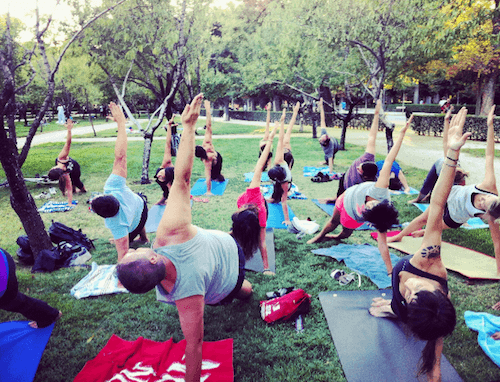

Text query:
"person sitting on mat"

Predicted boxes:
[[238, 123, 278, 276], [321, 99, 383, 205], [388, 106, 500, 274], [116, 93, 260, 382], [90, 102, 148, 262], [195, 100, 224, 196], [369, 109, 470, 381], [267, 109, 293, 226], [375, 160, 410, 193], [154, 115, 177, 205], [318, 98, 340, 176], [0, 248, 62, 328], [259, 102, 274, 171], [307, 115, 413, 275], [408, 105, 468, 204], [47, 118, 87, 204]]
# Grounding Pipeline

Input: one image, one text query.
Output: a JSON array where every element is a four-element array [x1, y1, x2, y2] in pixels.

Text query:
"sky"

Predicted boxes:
[[6, 0, 241, 41]]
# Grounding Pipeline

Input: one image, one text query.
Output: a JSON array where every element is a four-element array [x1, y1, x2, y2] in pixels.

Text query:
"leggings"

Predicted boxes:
[[0, 249, 59, 328]]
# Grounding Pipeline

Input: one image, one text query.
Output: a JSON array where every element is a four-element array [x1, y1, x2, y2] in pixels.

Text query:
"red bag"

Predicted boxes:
[[260, 289, 311, 323]]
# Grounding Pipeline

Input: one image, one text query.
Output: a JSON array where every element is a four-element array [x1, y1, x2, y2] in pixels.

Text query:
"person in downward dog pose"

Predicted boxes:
[[307, 115, 414, 275], [116, 93, 261, 382], [369, 108, 470, 381], [388, 107, 500, 275], [154, 115, 177, 205], [195, 100, 224, 195], [48, 118, 87, 204], [238, 123, 278, 276]]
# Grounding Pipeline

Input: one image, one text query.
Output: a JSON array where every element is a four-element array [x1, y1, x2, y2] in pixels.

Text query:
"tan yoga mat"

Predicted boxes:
[[387, 235, 500, 280]]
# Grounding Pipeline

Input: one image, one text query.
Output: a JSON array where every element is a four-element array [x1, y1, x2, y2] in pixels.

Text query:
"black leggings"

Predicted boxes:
[[0, 250, 59, 328], [128, 198, 148, 241]]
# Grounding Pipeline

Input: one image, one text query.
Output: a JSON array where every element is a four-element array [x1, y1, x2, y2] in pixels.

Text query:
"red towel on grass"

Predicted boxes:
[[74, 335, 233, 382]]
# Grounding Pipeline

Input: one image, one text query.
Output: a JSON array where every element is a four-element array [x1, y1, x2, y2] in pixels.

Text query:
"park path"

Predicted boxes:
[[17, 114, 500, 186]]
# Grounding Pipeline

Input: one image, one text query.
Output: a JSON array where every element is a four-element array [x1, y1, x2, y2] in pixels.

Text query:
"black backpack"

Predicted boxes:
[[48, 221, 95, 251]]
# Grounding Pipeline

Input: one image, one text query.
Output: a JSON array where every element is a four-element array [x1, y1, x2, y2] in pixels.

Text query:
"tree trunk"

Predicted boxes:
[[413, 84, 419, 104], [140, 132, 153, 184], [340, 119, 348, 150], [480, 72, 497, 116]]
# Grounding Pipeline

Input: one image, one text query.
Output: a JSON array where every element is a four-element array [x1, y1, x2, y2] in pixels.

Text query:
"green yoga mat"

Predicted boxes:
[[319, 290, 463, 382]]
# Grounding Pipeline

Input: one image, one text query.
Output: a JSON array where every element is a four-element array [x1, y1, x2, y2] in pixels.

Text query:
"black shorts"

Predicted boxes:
[[128, 197, 148, 241], [443, 204, 463, 229], [212, 241, 246, 306]]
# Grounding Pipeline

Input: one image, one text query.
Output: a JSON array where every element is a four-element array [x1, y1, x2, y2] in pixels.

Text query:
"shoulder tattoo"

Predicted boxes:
[[420, 245, 441, 259]]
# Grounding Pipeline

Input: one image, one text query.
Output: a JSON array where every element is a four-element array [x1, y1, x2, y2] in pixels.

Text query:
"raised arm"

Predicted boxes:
[[58, 119, 73, 161], [418, 107, 470, 251], [262, 102, 272, 142], [366, 99, 382, 155], [274, 110, 286, 165], [161, 115, 176, 169], [109, 102, 128, 179], [203, 100, 213, 146], [442, 105, 454, 157], [284, 102, 300, 149], [477, 105, 497, 193], [155, 94, 203, 247], [319, 98, 326, 130], [250, 125, 278, 189], [375, 115, 413, 189]]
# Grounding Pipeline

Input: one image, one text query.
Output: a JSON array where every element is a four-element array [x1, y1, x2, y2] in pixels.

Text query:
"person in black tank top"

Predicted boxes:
[[369, 107, 470, 380]]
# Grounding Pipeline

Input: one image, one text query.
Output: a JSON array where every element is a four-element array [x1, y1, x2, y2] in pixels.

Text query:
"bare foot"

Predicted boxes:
[[387, 235, 402, 243], [492, 301, 500, 310], [307, 235, 325, 244], [407, 198, 420, 204], [109, 238, 115, 244], [29, 310, 62, 329], [263, 270, 275, 276]]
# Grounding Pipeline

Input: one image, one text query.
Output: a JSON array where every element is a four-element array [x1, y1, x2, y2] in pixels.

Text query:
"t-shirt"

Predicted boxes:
[[103, 174, 143, 240], [343, 182, 390, 222], [155, 228, 238, 306], [343, 152, 375, 189], [376, 160, 401, 178], [279, 162, 292, 183], [237, 187, 267, 227], [447, 185, 497, 224], [321, 137, 339, 159]]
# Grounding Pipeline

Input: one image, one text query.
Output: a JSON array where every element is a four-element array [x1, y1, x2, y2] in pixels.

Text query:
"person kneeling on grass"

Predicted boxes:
[[368, 109, 470, 382], [307, 116, 413, 275], [90, 102, 148, 262], [116, 93, 261, 382]]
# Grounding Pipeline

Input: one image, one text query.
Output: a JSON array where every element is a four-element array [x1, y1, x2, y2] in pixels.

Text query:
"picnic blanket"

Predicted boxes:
[[384, 234, 500, 280], [70, 262, 128, 299], [191, 178, 229, 196], [319, 290, 463, 382], [74, 335, 234, 382], [303, 166, 342, 179], [0, 321, 55, 382], [244, 172, 270, 182], [312, 243, 400, 289], [38, 200, 77, 213], [464, 311, 500, 368], [245, 228, 276, 273], [266, 202, 296, 229], [261, 183, 307, 200], [413, 203, 489, 229]]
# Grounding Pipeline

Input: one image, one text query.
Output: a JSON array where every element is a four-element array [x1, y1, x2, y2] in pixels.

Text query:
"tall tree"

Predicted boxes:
[[0, 2, 125, 258]]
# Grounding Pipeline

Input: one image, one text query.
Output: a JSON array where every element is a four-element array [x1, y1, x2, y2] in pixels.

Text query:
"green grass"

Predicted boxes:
[[1, 128, 500, 381], [14, 117, 111, 138]]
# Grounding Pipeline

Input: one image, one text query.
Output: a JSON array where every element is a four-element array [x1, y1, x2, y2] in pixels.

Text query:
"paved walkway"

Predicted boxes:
[[18, 114, 500, 186]]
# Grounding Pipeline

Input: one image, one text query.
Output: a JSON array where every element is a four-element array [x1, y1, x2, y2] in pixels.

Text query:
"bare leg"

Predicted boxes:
[[307, 208, 342, 244], [326, 227, 354, 240], [387, 209, 430, 242], [236, 279, 253, 299]]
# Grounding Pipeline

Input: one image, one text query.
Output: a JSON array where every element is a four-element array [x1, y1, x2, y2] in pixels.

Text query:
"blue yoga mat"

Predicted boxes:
[[465, 311, 500, 368], [244, 172, 270, 182], [266, 202, 296, 229], [312, 243, 401, 289], [413, 203, 489, 229], [390, 187, 419, 195], [303, 166, 330, 177], [190, 178, 229, 196], [145, 205, 166, 233], [0, 321, 55, 382]]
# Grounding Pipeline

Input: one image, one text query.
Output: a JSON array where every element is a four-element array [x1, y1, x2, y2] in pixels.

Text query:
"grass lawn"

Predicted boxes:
[[14, 117, 111, 138], [0, 124, 499, 381]]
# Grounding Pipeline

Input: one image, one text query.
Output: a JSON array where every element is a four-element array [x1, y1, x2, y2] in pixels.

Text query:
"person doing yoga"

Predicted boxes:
[[307, 114, 414, 274], [369, 108, 470, 382], [238, 123, 278, 276], [195, 100, 224, 196], [389, 106, 500, 275], [154, 115, 177, 205], [47, 118, 87, 204], [116, 93, 260, 382], [318, 98, 340, 176], [90, 102, 148, 262]]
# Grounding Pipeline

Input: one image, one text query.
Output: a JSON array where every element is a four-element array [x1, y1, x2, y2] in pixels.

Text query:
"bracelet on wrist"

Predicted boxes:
[[445, 162, 457, 168], [446, 156, 458, 162]]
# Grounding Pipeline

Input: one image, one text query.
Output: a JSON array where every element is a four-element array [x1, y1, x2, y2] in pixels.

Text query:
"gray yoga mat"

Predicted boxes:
[[244, 228, 276, 273], [319, 290, 463, 382]]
